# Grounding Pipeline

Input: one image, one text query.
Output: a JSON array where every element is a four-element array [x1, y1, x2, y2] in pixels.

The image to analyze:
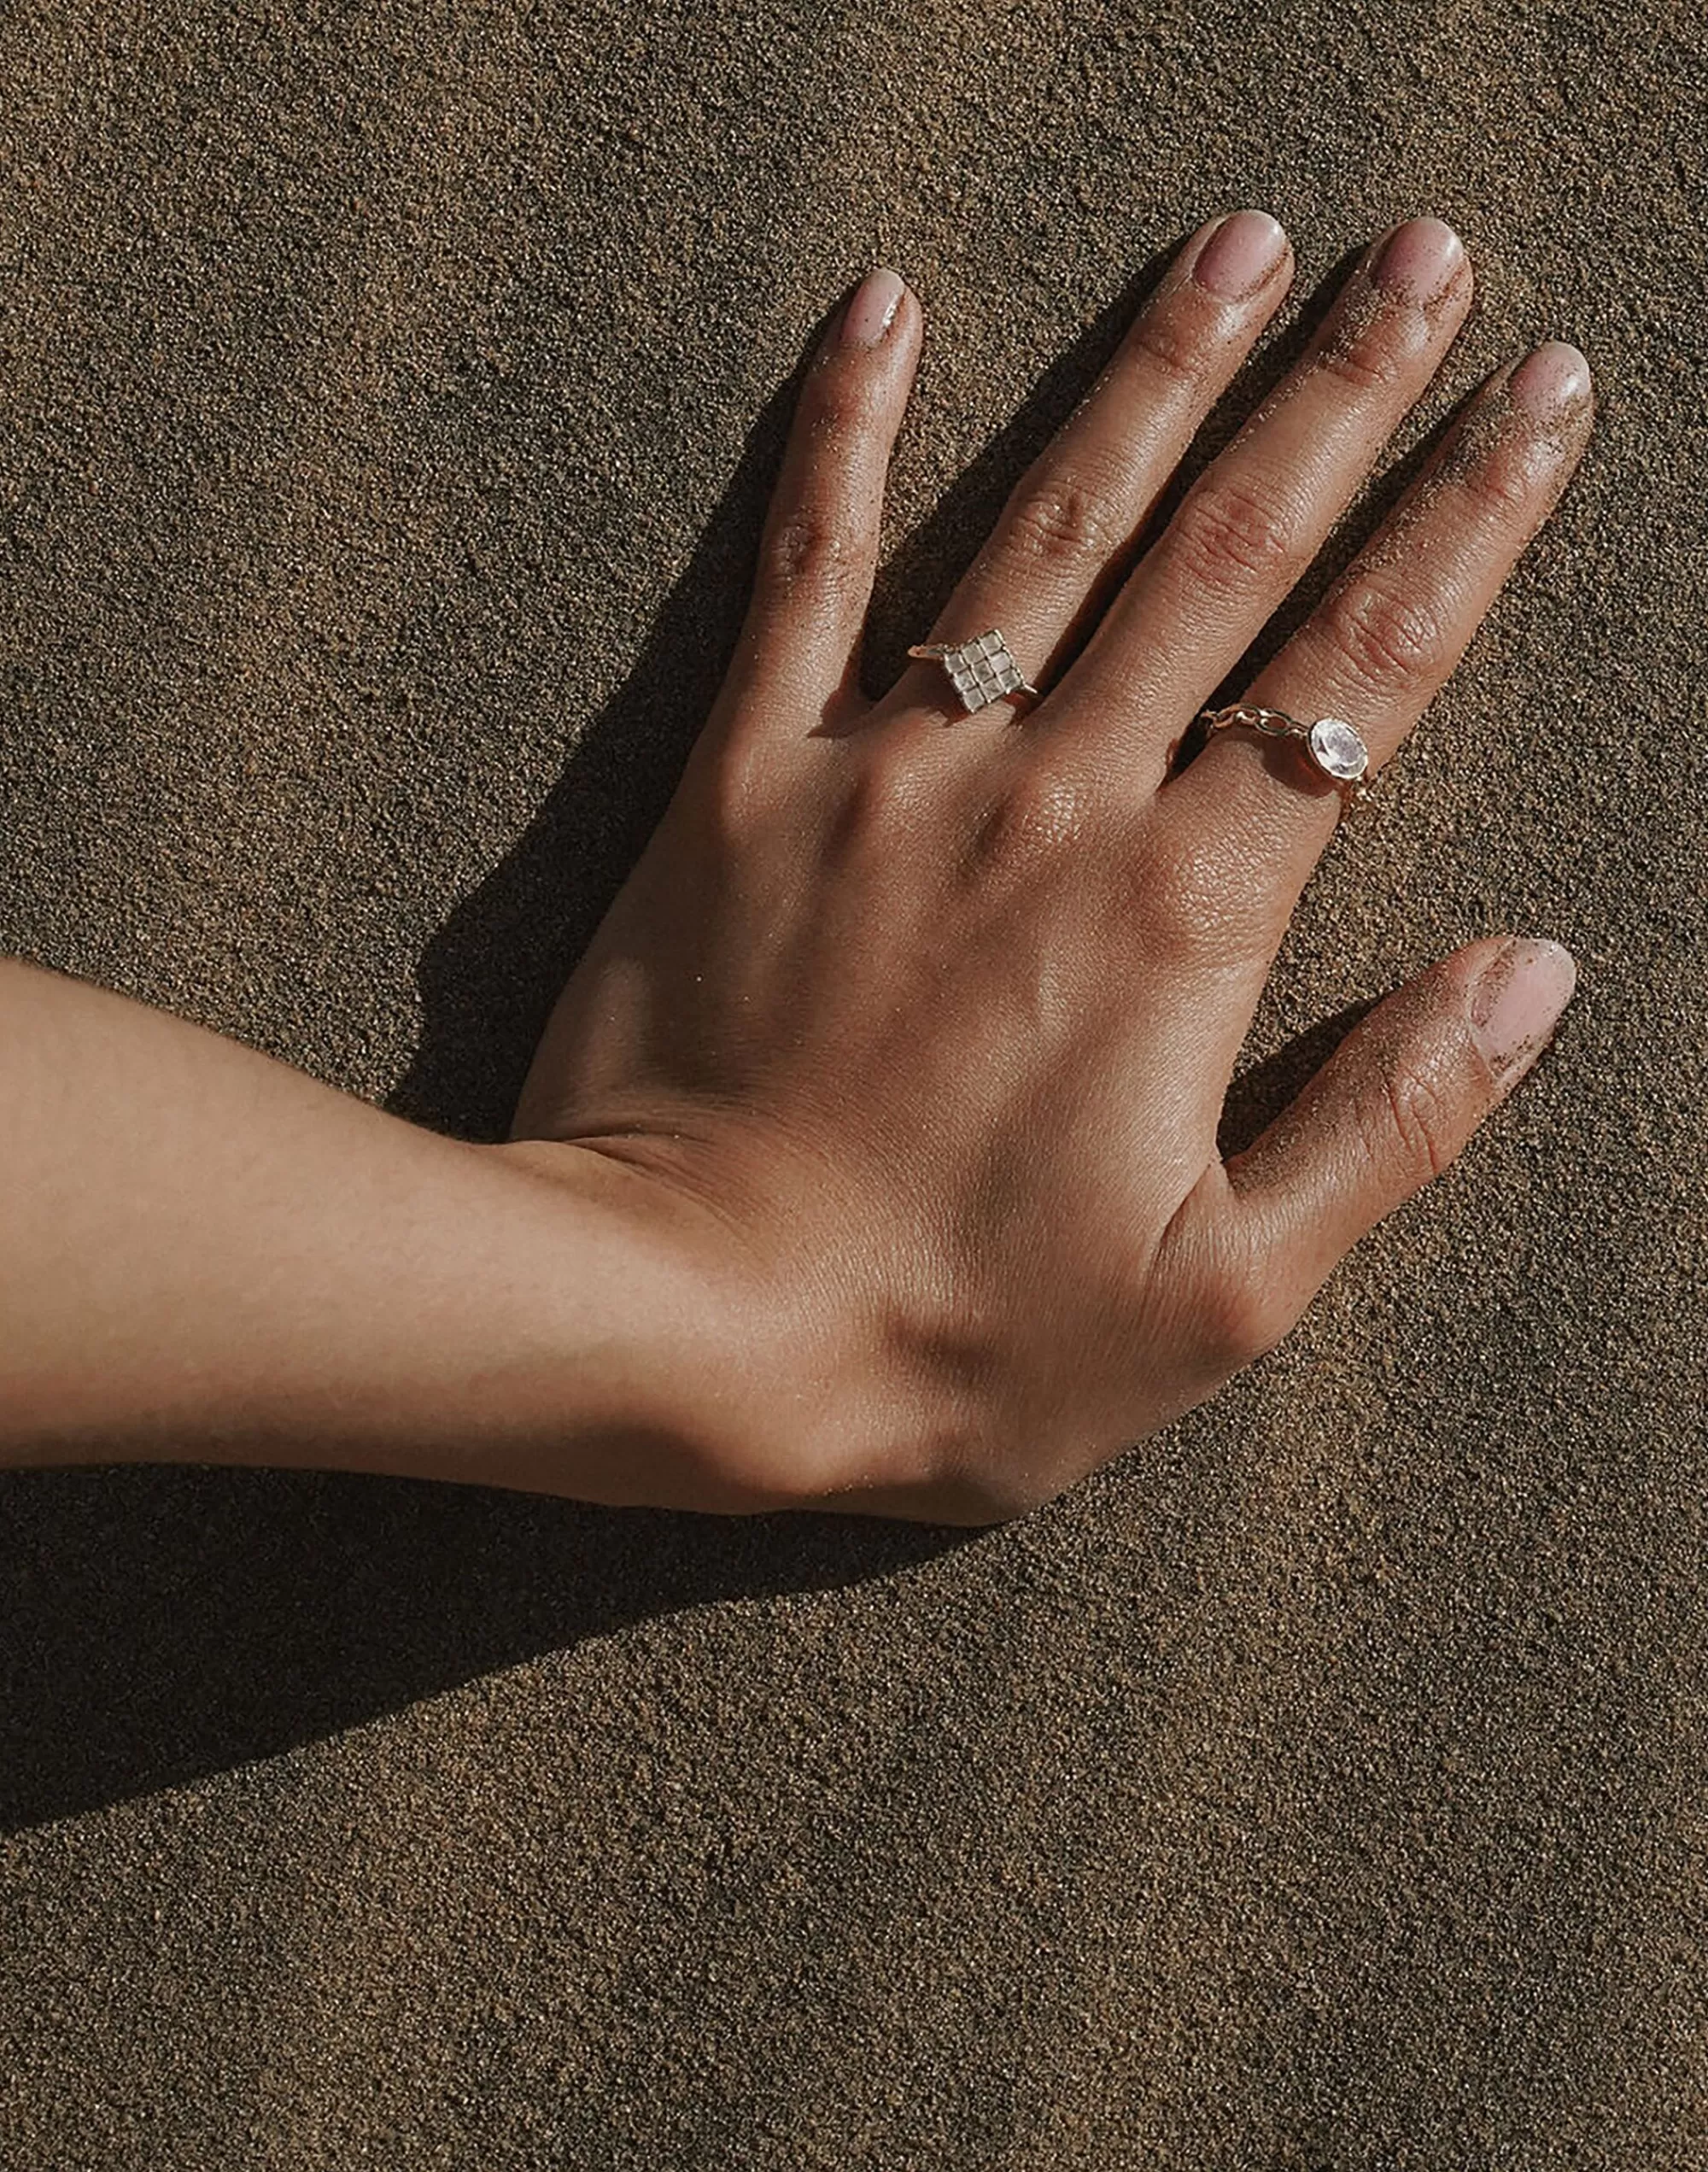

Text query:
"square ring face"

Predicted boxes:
[[943, 630, 1027, 711]]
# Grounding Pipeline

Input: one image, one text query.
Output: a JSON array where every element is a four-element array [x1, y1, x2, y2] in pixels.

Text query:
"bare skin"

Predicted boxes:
[[0, 214, 1593, 1524]]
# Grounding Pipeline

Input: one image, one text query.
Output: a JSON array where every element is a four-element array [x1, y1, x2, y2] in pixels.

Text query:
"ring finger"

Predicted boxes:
[[1166, 337, 1596, 960]]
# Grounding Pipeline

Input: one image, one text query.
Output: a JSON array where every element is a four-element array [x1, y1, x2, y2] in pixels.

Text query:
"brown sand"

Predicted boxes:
[[1, 1, 1705, 2164]]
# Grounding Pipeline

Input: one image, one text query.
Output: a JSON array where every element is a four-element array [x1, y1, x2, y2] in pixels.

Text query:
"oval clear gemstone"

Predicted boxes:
[[1308, 716, 1367, 781]]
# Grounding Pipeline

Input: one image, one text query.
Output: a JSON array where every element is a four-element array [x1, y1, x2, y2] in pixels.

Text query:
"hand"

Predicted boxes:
[[504, 213, 1593, 1525]]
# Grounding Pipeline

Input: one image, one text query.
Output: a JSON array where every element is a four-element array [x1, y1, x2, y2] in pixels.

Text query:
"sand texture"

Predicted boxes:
[[2, 1, 1705, 2165]]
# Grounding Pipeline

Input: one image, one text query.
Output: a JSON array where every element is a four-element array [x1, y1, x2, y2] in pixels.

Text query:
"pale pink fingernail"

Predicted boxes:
[[1470, 938, 1577, 1082], [1192, 210, 1289, 300], [840, 267, 907, 348], [1508, 340, 1593, 415], [1371, 215, 1465, 301]]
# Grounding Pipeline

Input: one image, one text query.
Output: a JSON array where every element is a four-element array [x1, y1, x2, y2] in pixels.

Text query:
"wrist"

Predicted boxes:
[[483, 1139, 828, 1515], [494, 1136, 1003, 1525]]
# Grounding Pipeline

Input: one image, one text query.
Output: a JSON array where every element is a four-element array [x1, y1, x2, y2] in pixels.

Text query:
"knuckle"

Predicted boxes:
[[762, 506, 863, 600], [1460, 435, 1548, 522], [808, 364, 887, 440], [1196, 1249, 1296, 1369], [828, 745, 936, 860], [1366, 1057, 1456, 1185], [1321, 575, 1452, 696], [1315, 320, 1403, 398], [1171, 471, 1301, 594], [695, 728, 773, 843], [963, 770, 1101, 877], [1128, 828, 1271, 962], [1121, 307, 1211, 396], [1001, 476, 1124, 575]]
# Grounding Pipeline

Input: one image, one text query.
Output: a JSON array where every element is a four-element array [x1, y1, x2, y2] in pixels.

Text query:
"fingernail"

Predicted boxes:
[[1470, 938, 1577, 1082], [840, 267, 906, 348], [1371, 216, 1465, 301], [1192, 210, 1289, 301], [1508, 339, 1592, 416]]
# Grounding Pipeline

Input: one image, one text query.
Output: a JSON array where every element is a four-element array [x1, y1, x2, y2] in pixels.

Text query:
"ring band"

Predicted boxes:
[[908, 629, 1040, 714], [1197, 704, 1373, 808]]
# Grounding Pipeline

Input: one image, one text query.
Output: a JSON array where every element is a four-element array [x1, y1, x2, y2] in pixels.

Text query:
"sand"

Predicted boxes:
[[2, 0, 1705, 2164]]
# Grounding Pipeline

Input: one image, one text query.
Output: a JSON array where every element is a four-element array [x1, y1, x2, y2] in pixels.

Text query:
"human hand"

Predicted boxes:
[[504, 213, 1593, 1525]]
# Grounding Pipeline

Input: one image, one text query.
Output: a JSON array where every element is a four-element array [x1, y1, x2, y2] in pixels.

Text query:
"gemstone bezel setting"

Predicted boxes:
[[1306, 715, 1369, 783]]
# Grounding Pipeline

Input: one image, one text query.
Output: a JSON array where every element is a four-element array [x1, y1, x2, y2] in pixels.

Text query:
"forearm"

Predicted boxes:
[[0, 956, 773, 1511]]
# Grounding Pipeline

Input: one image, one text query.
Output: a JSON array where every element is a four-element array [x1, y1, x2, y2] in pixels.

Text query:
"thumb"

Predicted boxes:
[[1221, 936, 1578, 1294]]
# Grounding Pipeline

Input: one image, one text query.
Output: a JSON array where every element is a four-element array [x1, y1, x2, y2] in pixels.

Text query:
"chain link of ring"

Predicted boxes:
[[1196, 704, 1374, 812]]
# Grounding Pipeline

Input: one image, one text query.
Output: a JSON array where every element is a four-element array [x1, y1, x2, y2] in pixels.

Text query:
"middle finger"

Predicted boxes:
[[879, 210, 1294, 725]]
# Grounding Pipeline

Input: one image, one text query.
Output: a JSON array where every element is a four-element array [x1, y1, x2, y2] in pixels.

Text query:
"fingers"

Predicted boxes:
[[1162, 937, 1578, 1366], [724, 269, 922, 732], [1165, 338, 1595, 928], [882, 211, 1294, 723], [1056, 217, 1475, 775]]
